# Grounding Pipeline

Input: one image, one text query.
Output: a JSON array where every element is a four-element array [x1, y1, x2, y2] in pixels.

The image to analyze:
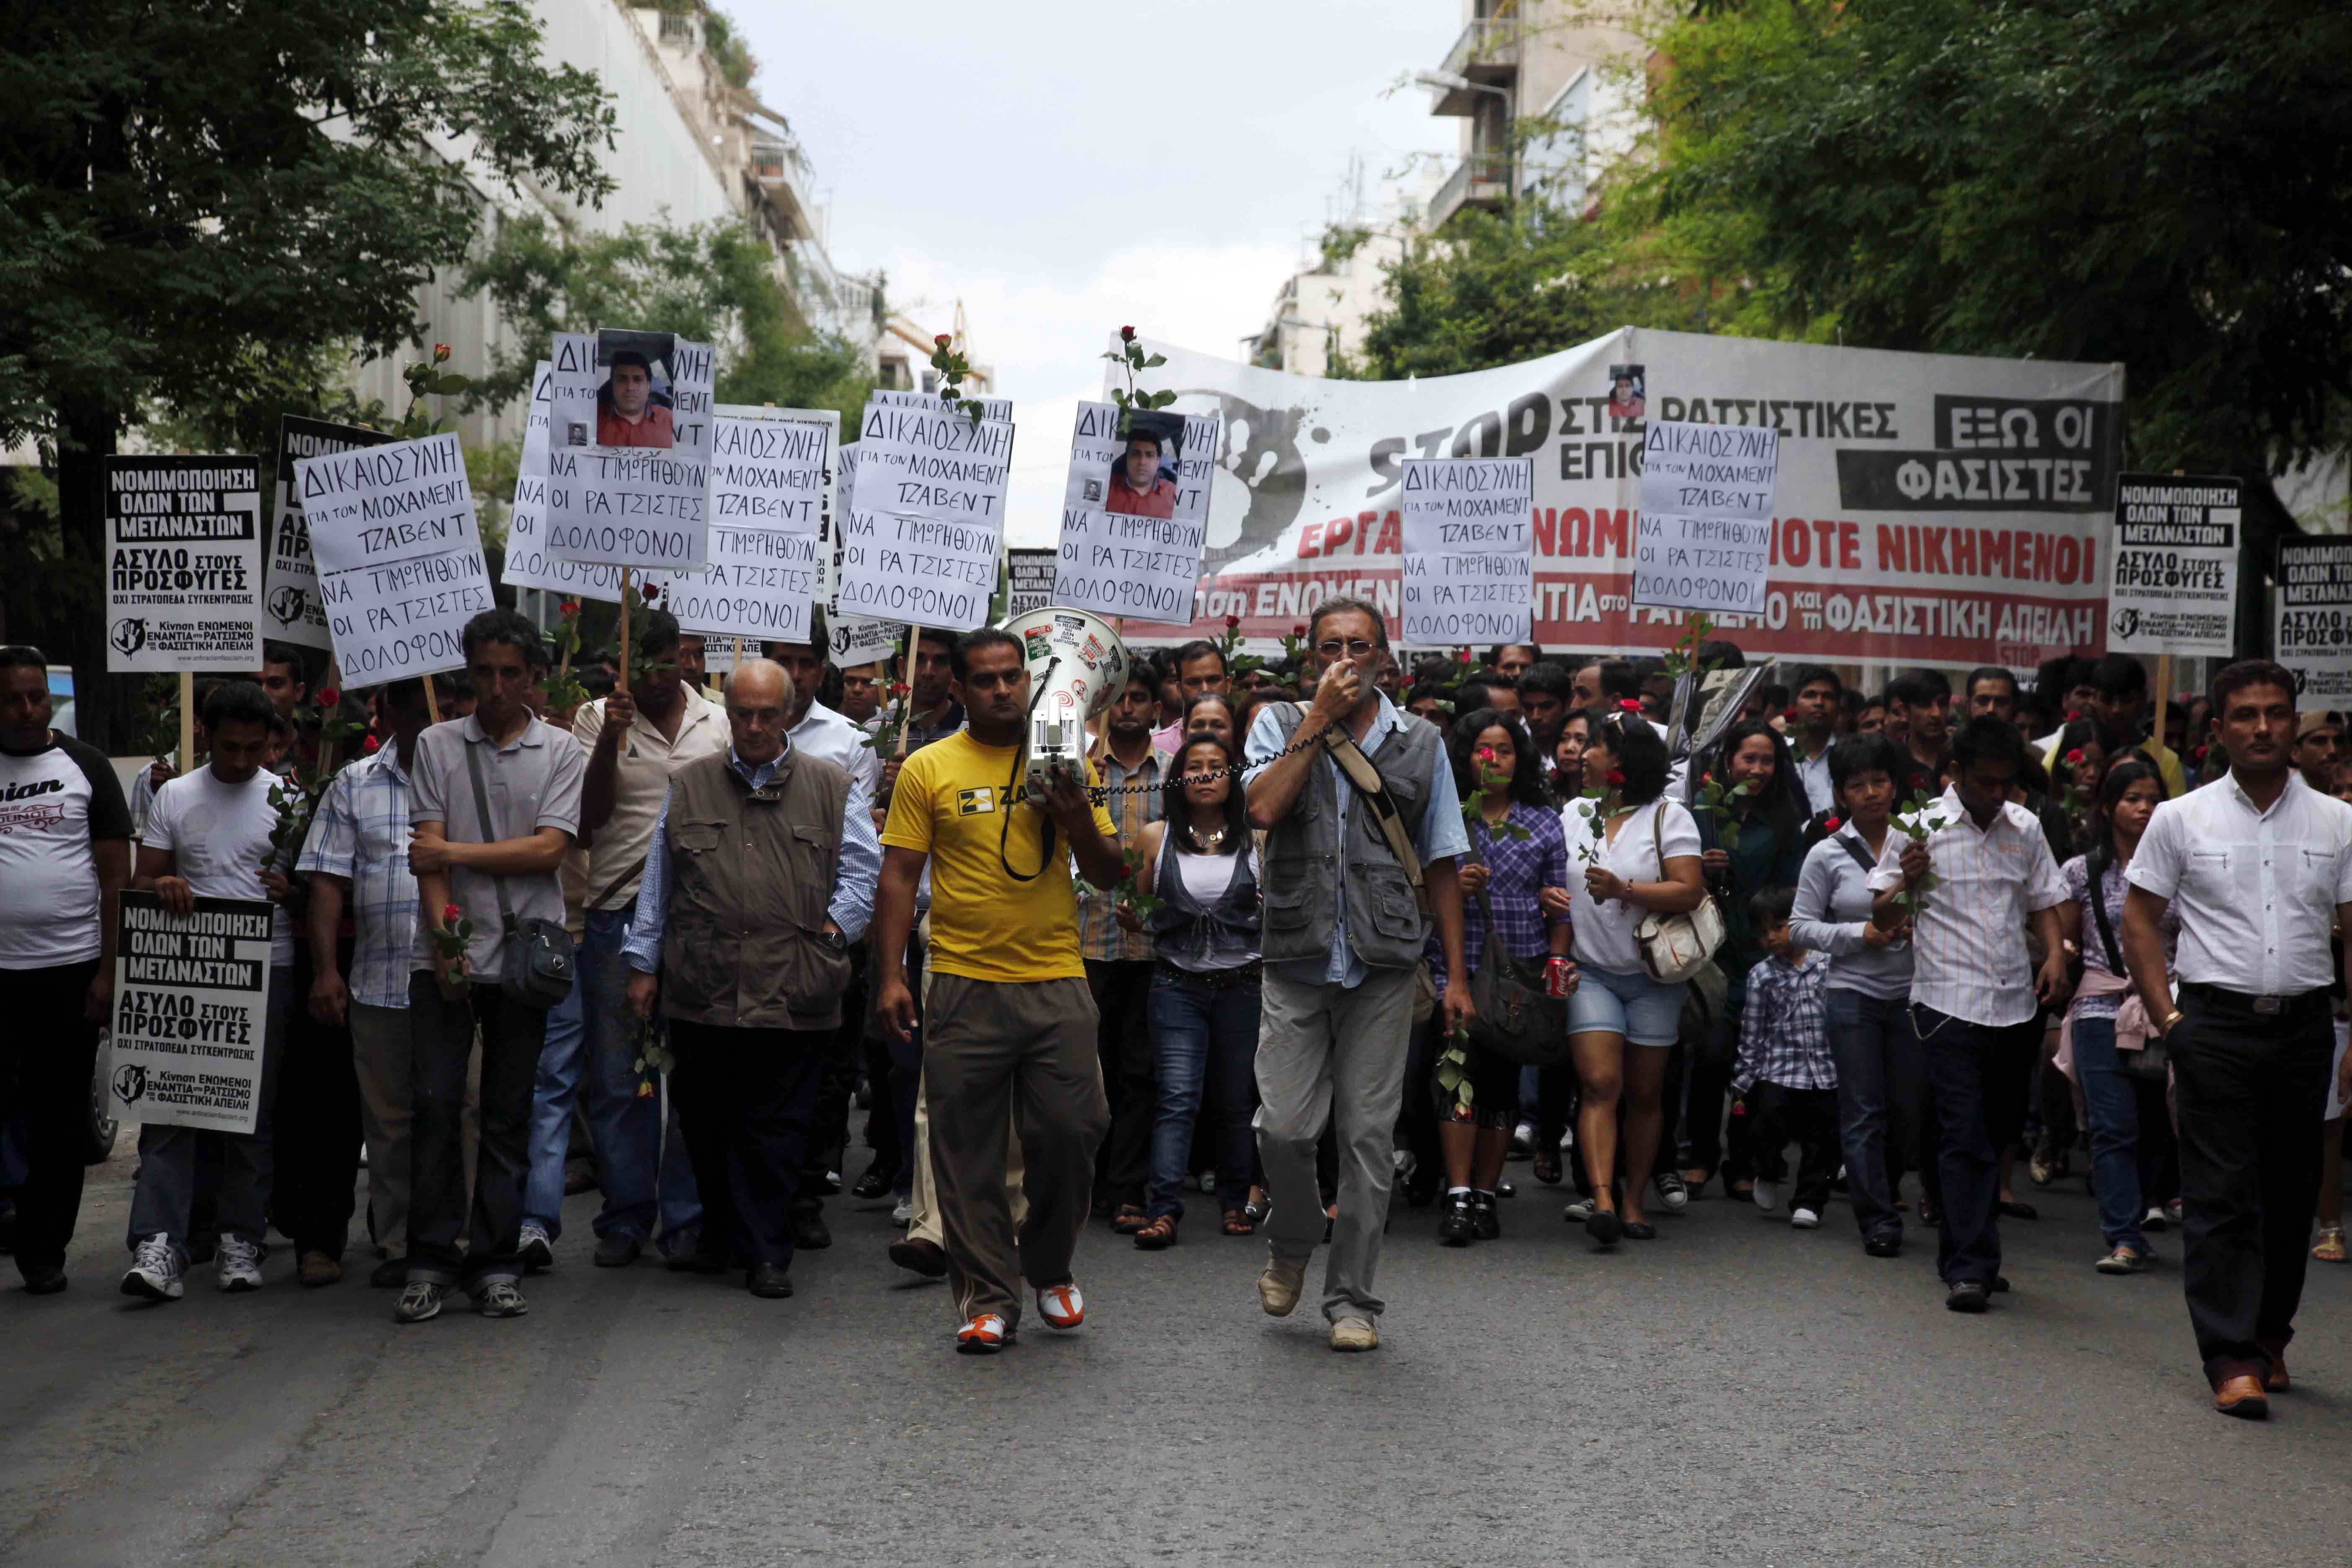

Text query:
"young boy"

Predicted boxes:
[[1736, 885, 1839, 1228]]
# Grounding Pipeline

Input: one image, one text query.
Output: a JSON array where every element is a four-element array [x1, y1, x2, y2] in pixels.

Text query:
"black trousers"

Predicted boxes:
[[407, 976, 543, 1287], [1084, 958, 1156, 1208], [272, 947, 362, 1258], [797, 954, 867, 1211], [1684, 1009, 1755, 1183], [2171, 986, 2335, 1380], [0, 960, 103, 1273], [1749, 1081, 1841, 1215], [672, 1019, 828, 1269]]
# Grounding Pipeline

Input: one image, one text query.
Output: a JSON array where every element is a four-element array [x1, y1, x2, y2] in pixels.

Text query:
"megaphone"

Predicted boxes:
[[1000, 605, 1132, 799]]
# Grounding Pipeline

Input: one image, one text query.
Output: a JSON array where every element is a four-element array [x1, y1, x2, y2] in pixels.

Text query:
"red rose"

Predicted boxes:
[[362, 734, 381, 754], [1457, 648, 1473, 663], [1476, 747, 1497, 763], [935, 333, 952, 346], [641, 582, 661, 601], [441, 903, 462, 925], [2064, 710, 2080, 722], [1605, 768, 1626, 787], [432, 343, 451, 363], [560, 600, 580, 620], [1823, 814, 1841, 830], [1783, 707, 1800, 722], [2064, 747, 2085, 765], [1290, 624, 1306, 638], [1618, 698, 1643, 713], [1120, 325, 1136, 341], [1223, 613, 1240, 629], [889, 681, 910, 698]]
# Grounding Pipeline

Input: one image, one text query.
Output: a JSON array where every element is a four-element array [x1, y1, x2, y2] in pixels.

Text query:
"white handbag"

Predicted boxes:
[[1632, 800, 1725, 983]]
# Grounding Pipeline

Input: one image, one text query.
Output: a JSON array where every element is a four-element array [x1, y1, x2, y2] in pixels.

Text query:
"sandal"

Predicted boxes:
[[1111, 1204, 1149, 1234], [1532, 1150, 1563, 1186], [1243, 1188, 1271, 1227], [1133, 1213, 1178, 1251], [2315, 1225, 2347, 1264], [1222, 1207, 1256, 1236]]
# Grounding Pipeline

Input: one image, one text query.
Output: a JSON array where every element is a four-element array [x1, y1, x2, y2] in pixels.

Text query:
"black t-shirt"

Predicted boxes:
[[0, 730, 132, 968]]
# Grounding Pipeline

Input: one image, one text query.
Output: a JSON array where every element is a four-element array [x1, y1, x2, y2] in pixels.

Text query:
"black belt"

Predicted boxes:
[[2177, 982, 2331, 1019], [1155, 957, 1262, 990]]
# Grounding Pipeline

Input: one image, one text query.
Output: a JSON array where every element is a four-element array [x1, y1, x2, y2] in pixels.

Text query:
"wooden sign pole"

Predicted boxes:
[[177, 672, 195, 775], [618, 567, 634, 695], [422, 674, 441, 725]]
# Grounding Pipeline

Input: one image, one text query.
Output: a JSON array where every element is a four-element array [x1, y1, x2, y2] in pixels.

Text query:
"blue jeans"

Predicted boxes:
[[522, 915, 699, 1246], [1826, 989, 1919, 1243], [1144, 969, 1260, 1219], [2071, 1015, 2157, 1253], [126, 970, 294, 1255]]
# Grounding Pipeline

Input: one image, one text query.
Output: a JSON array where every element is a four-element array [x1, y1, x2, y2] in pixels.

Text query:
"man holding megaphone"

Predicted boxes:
[[873, 628, 1125, 1355]]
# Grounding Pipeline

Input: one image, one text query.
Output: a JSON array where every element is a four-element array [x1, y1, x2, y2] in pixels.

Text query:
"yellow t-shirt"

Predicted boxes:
[[879, 731, 1118, 983]]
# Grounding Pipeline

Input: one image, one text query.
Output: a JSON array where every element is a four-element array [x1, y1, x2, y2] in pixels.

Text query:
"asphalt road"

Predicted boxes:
[[5, 1141, 2349, 1567]]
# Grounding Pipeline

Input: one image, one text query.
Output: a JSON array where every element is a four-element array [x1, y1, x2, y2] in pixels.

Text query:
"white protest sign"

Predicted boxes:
[[502, 361, 626, 605], [709, 412, 828, 534], [103, 458, 264, 673], [824, 442, 905, 665], [544, 330, 717, 572], [835, 396, 1015, 632], [296, 431, 491, 682], [2106, 473, 2240, 658], [1052, 403, 1220, 622], [1396, 456, 1534, 645], [658, 528, 822, 645], [1632, 421, 1780, 615], [2275, 539, 2352, 705], [266, 417, 391, 650], [108, 891, 274, 1135]]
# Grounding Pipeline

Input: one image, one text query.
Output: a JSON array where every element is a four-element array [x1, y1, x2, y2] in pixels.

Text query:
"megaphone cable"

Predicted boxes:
[[999, 658, 1061, 883]]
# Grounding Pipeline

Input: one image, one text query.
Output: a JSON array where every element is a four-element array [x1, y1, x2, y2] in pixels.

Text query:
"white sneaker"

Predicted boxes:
[[1510, 1120, 1537, 1155], [121, 1233, 183, 1301], [889, 1197, 913, 1229], [518, 1223, 554, 1272], [217, 1234, 265, 1292], [2141, 1205, 2169, 1233], [1790, 1207, 1821, 1229], [1752, 1180, 1781, 1213]]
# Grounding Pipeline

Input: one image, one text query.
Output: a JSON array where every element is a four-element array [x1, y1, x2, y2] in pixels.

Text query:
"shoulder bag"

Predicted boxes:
[[463, 737, 575, 1011], [1467, 880, 1572, 1067], [1632, 799, 1725, 984]]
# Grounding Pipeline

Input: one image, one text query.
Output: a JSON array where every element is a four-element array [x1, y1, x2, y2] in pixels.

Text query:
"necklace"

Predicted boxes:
[[1187, 820, 1228, 853]]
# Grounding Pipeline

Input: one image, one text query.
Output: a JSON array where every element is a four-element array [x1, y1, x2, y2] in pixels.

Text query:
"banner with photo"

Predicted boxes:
[[543, 329, 717, 573], [1108, 328, 2124, 665]]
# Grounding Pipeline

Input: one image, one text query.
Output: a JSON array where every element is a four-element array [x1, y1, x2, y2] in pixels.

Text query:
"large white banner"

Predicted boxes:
[[1108, 328, 2125, 665]]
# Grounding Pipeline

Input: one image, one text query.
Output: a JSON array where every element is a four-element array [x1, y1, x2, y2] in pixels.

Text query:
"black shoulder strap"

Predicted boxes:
[[1837, 830, 1878, 877], [2087, 863, 2124, 973]]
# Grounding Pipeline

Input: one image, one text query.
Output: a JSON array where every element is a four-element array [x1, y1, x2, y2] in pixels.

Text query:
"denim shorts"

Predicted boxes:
[[1565, 964, 1687, 1048]]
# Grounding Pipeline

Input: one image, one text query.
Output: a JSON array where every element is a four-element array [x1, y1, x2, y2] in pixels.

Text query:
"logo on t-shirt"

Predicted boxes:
[[956, 787, 996, 816], [0, 801, 65, 836]]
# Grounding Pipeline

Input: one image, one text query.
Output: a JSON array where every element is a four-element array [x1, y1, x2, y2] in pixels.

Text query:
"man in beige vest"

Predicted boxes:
[[623, 660, 880, 1298]]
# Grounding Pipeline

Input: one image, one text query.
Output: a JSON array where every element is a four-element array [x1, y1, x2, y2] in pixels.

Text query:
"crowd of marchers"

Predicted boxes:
[[1, 607, 2346, 1420]]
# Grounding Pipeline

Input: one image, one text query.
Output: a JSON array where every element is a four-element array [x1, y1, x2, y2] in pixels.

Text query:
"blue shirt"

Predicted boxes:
[[622, 741, 880, 976], [1245, 692, 1470, 988], [296, 746, 421, 1010]]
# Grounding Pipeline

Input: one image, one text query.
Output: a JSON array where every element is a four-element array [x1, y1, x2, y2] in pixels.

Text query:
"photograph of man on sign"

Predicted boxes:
[[596, 331, 678, 449], [1105, 413, 1181, 520], [1606, 363, 1646, 422]]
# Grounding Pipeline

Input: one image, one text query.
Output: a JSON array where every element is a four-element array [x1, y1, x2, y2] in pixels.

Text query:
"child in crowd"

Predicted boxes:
[[1734, 885, 1839, 1229]]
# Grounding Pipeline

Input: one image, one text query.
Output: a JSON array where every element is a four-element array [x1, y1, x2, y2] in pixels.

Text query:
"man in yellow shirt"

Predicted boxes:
[[874, 628, 1123, 1354]]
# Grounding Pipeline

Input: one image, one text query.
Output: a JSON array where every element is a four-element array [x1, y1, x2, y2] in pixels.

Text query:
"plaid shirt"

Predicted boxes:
[[1736, 950, 1834, 1093], [1428, 802, 1570, 995], [1078, 744, 1165, 963], [297, 746, 420, 1010]]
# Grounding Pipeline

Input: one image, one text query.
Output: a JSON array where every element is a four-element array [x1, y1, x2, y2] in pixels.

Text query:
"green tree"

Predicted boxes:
[[462, 213, 877, 431], [1, 0, 615, 747]]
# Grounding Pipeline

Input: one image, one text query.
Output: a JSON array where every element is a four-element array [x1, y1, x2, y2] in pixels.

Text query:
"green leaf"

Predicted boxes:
[[1142, 353, 1166, 369], [1457, 1081, 1474, 1105], [430, 372, 472, 395]]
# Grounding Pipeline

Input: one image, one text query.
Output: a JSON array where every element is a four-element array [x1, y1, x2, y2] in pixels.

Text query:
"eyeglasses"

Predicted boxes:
[[1315, 639, 1377, 659]]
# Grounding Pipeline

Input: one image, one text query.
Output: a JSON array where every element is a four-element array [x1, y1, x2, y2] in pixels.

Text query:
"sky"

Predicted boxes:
[[738, 0, 1464, 542]]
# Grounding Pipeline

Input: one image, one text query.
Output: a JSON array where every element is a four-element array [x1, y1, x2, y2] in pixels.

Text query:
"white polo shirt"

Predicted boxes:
[[1867, 786, 2064, 1026], [2126, 769, 2352, 997]]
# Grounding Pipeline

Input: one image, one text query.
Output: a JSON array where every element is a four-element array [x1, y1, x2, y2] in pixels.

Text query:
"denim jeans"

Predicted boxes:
[[1826, 988, 1919, 1242], [2071, 1015, 2160, 1253], [1912, 1004, 2002, 1288], [126, 970, 294, 1256], [1145, 969, 1260, 1219], [523, 913, 699, 1246]]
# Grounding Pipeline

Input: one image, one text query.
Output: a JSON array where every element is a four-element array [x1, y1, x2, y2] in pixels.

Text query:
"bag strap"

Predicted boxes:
[[1313, 717, 1426, 900], [590, 854, 649, 914], [2087, 862, 2125, 974], [1837, 829, 1879, 877], [462, 734, 521, 938], [1651, 798, 1669, 883]]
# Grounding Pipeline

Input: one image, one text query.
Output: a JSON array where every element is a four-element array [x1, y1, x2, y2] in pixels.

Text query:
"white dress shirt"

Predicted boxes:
[[2125, 770, 2352, 997], [1866, 786, 2065, 1026], [788, 698, 882, 797]]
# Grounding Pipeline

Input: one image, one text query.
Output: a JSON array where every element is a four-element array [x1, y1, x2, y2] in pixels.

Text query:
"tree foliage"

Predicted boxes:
[[1, 0, 617, 745], [463, 213, 877, 431]]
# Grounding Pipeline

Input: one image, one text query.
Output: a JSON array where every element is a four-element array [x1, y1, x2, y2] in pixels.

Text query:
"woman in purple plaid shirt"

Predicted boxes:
[[1425, 709, 1574, 1248]]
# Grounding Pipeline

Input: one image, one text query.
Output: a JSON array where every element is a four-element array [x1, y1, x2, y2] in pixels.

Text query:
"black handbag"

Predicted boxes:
[[1467, 888, 1572, 1068], [463, 737, 575, 1011]]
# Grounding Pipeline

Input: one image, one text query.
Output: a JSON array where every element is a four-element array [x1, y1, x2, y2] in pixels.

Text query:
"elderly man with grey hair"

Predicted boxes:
[[622, 660, 880, 1299], [1243, 596, 1475, 1351]]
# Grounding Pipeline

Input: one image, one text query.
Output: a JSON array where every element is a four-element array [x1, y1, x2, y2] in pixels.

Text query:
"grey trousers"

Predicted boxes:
[[350, 1000, 480, 1253], [1255, 964, 1414, 1322], [923, 972, 1106, 1329]]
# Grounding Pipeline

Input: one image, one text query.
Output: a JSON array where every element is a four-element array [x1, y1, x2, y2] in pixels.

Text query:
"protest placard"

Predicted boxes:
[[295, 431, 491, 682], [824, 442, 906, 666], [834, 395, 1016, 632], [108, 890, 274, 1135], [657, 528, 822, 645], [104, 457, 264, 673], [1632, 421, 1780, 615], [266, 417, 391, 650], [502, 361, 626, 605], [1397, 456, 1534, 645], [2106, 473, 2240, 658], [1007, 547, 1057, 619], [544, 329, 716, 572], [1051, 403, 1218, 622], [709, 412, 828, 534], [2275, 538, 2352, 704]]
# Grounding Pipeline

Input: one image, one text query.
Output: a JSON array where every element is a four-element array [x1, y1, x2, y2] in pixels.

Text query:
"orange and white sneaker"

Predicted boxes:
[[1036, 1282, 1086, 1331], [955, 1313, 1011, 1354]]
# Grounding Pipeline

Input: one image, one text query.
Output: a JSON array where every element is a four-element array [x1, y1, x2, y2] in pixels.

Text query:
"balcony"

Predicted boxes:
[[1428, 14, 1523, 115], [1426, 152, 1513, 229]]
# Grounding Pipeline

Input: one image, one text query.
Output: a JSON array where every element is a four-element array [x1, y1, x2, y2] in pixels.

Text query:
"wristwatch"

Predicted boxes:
[[817, 926, 848, 953], [2158, 1008, 2184, 1034]]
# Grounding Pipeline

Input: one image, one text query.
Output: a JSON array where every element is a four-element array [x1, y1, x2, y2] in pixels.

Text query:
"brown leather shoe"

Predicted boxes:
[[2261, 1343, 2290, 1393], [2213, 1374, 2269, 1419], [297, 1251, 343, 1289]]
